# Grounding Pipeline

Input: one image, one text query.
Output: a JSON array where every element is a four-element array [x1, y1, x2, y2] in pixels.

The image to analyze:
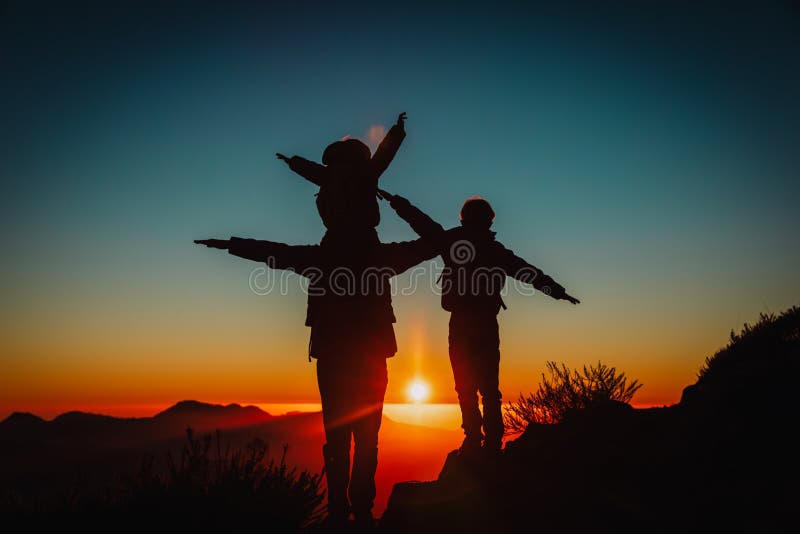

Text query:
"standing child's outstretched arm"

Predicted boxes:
[[493, 242, 580, 304], [369, 112, 407, 184], [276, 153, 328, 187]]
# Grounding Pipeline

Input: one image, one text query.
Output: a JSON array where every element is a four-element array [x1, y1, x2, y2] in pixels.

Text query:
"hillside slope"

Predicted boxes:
[[380, 307, 800, 532]]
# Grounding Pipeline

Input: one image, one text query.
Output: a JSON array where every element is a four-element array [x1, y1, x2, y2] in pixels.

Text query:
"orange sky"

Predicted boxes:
[[4, 272, 790, 421], [2, 0, 799, 433]]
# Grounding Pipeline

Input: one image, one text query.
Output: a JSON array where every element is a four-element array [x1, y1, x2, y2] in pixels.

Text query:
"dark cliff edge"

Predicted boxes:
[[380, 307, 800, 533]]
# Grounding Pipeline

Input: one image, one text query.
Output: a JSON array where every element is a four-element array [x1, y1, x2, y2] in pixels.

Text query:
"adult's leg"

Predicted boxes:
[[349, 356, 388, 520], [449, 314, 483, 450], [317, 358, 353, 523]]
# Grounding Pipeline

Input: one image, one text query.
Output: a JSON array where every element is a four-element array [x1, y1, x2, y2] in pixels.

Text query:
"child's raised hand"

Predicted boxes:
[[562, 293, 581, 305], [396, 112, 407, 126], [276, 153, 290, 163], [376, 188, 395, 201]]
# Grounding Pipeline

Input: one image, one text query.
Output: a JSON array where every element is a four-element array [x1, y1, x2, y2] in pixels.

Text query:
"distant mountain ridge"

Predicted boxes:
[[152, 399, 273, 428], [0, 400, 279, 484], [0, 399, 459, 517], [155, 399, 268, 417], [0, 400, 273, 433]]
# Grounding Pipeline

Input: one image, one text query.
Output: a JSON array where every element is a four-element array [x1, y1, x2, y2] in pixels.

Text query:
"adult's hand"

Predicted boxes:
[[396, 112, 407, 127], [194, 239, 230, 250]]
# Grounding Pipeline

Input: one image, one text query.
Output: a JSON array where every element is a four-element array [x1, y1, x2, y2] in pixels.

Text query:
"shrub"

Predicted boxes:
[[698, 305, 800, 383], [503, 361, 642, 434], [1, 428, 325, 532], [122, 428, 325, 530]]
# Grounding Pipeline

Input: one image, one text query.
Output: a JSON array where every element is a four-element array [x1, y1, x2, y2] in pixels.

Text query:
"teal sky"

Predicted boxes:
[[1, 1, 798, 414]]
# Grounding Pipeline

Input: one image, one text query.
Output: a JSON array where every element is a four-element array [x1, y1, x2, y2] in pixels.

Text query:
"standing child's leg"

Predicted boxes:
[[449, 313, 483, 453], [477, 316, 502, 452]]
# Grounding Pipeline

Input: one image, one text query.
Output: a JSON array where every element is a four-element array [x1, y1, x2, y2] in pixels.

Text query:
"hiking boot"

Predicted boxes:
[[458, 435, 482, 461], [482, 440, 502, 456], [481, 443, 503, 475], [319, 512, 349, 532], [322, 444, 351, 530]]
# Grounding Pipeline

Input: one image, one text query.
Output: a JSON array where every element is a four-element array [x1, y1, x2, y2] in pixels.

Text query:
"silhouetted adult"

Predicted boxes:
[[195, 231, 452, 528], [275, 113, 408, 380], [378, 190, 579, 456]]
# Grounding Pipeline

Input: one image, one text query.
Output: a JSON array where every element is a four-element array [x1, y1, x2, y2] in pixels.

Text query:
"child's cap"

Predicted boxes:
[[322, 139, 371, 166], [460, 196, 495, 226]]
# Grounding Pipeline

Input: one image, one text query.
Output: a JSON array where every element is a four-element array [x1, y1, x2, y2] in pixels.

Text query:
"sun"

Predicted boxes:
[[407, 379, 431, 403]]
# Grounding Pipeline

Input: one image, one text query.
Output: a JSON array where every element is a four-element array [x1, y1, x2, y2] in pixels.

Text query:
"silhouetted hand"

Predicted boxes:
[[562, 293, 580, 305], [276, 153, 290, 164], [194, 239, 230, 250], [376, 188, 395, 201], [396, 112, 407, 127], [377, 188, 411, 210]]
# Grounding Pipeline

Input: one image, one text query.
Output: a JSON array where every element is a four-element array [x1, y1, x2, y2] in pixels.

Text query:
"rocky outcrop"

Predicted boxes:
[[380, 308, 800, 532]]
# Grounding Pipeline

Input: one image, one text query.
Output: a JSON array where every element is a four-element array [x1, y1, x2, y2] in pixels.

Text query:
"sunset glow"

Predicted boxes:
[[0, 3, 797, 529], [408, 379, 431, 403], [0, 1, 797, 433]]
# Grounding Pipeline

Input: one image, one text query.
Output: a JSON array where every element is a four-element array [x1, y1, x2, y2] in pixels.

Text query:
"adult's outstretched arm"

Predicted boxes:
[[376, 227, 461, 274], [195, 237, 320, 273]]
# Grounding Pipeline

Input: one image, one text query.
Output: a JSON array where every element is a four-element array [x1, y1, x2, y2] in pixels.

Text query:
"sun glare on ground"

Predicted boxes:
[[407, 379, 431, 403]]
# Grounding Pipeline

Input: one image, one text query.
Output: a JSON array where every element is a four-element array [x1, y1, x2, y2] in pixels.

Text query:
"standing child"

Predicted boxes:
[[379, 189, 580, 456]]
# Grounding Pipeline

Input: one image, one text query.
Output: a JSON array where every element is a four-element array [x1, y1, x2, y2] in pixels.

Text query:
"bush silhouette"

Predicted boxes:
[[2, 428, 324, 532], [503, 361, 642, 433], [121, 428, 325, 530], [698, 305, 799, 383]]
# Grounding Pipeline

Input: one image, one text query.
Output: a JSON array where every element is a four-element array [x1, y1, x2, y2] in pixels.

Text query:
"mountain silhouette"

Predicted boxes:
[[0, 401, 276, 496], [153, 399, 273, 428], [0, 412, 46, 431], [0, 400, 273, 443], [379, 306, 799, 532], [0, 400, 460, 518]]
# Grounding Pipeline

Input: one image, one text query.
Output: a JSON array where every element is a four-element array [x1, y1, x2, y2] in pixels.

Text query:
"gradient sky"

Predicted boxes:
[[2, 1, 798, 419]]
